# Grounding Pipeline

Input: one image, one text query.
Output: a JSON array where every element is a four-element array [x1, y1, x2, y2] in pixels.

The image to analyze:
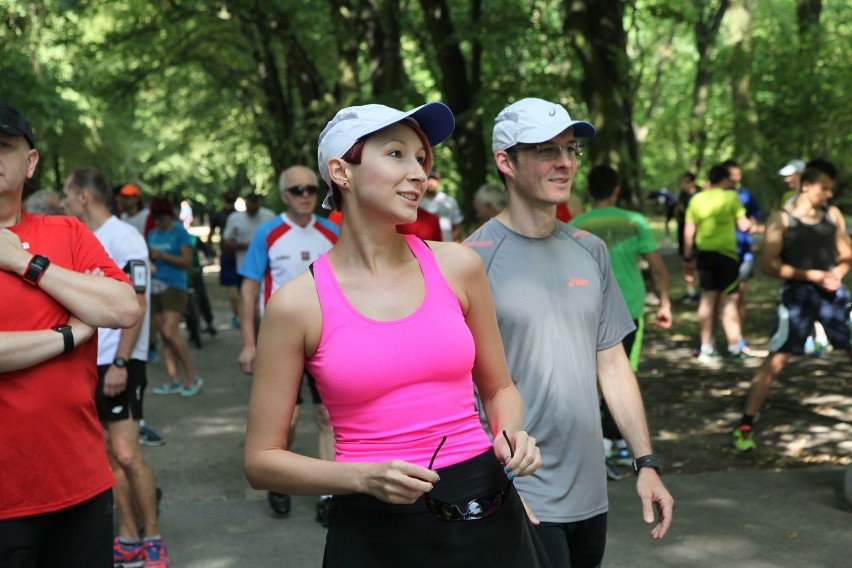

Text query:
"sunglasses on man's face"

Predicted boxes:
[[286, 184, 319, 196], [423, 431, 514, 522]]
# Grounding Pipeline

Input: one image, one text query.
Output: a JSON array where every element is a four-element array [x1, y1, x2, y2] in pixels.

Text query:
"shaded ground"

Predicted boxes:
[[636, 250, 851, 475]]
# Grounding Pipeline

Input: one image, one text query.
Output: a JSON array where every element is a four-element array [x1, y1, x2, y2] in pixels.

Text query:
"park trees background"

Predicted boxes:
[[2, 0, 849, 221]]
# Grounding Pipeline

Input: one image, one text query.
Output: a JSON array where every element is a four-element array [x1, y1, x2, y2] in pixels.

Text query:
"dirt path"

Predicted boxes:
[[635, 251, 851, 475]]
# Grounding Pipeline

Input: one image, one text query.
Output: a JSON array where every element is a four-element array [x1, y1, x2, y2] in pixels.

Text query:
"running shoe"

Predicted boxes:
[[152, 381, 182, 395], [608, 446, 633, 466], [113, 537, 145, 568], [605, 458, 623, 481], [729, 349, 758, 362], [733, 425, 757, 451], [696, 350, 721, 365], [143, 539, 170, 568], [139, 424, 165, 446], [316, 496, 332, 527], [268, 491, 291, 515], [180, 377, 204, 397]]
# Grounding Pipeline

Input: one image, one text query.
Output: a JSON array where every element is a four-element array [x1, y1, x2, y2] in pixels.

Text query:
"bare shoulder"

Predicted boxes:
[[827, 206, 847, 228], [264, 270, 321, 326], [429, 240, 485, 282]]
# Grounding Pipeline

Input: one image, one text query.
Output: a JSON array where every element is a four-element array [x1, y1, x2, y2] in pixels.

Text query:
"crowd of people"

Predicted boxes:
[[2, 91, 848, 568]]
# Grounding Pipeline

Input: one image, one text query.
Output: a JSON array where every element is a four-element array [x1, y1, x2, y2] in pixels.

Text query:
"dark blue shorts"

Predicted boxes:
[[219, 254, 239, 286], [768, 282, 852, 354]]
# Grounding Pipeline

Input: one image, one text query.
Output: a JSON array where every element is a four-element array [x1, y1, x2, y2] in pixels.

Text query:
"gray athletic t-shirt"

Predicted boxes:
[[466, 219, 634, 522]]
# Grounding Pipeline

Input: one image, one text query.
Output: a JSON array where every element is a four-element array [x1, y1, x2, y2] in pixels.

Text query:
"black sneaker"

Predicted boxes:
[[316, 496, 331, 527], [139, 424, 165, 447], [268, 491, 291, 515]]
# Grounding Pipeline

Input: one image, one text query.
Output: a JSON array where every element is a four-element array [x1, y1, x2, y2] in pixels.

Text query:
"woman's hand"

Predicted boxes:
[[362, 460, 440, 504], [495, 430, 541, 479]]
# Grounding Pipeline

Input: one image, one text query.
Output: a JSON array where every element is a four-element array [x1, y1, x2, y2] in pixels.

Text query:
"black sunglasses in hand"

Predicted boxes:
[[423, 431, 514, 522]]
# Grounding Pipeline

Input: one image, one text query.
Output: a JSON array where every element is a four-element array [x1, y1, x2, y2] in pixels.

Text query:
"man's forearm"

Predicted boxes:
[[240, 279, 260, 348], [9, 258, 140, 329]]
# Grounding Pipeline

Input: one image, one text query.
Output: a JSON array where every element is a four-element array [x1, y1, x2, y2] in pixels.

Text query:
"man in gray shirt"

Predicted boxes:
[[466, 97, 673, 567]]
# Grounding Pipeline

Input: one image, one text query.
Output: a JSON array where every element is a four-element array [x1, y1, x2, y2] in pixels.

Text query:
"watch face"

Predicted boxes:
[[113, 357, 128, 368]]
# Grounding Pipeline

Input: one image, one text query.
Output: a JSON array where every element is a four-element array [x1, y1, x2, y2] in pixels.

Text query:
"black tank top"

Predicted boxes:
[[780, 208, 837, 271]]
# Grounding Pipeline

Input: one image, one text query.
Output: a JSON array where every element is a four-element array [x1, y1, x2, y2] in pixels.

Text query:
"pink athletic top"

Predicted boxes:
[[306, 234, 492, 469]]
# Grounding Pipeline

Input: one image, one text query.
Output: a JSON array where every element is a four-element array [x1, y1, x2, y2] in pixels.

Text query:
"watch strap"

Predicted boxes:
[[51, 325, 74, 354], [23, 255, 50, 286], [632, 454, 662, 476]]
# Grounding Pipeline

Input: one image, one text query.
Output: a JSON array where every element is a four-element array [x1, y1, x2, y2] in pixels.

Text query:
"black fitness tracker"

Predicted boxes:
[[632, 454, 662, 476], [51, 325, 74, 354], [23, 254, 50, 286]]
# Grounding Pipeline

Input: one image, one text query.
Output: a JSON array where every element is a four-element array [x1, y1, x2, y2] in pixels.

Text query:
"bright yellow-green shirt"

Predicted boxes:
[[685, 188, 745, 260]]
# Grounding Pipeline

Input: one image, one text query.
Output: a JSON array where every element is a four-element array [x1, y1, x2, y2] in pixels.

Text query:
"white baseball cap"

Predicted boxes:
[[778, 159, 806, 177], [492, 97, 595, 153], [317, 102, 455, 209]]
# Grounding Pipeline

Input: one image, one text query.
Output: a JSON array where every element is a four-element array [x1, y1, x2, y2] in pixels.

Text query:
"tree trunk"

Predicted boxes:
[[563, 0, 641, 207], [688, 0, 729, 175], [728, 0, 760, 188], [418, 0, 487, 223]]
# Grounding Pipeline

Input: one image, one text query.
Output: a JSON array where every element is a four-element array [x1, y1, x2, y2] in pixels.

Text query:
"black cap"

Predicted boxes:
[[0, 101, 35, 148]]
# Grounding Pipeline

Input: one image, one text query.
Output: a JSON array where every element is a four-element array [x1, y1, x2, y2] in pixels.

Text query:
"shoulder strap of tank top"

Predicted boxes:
[[402, 234, 441, 282]]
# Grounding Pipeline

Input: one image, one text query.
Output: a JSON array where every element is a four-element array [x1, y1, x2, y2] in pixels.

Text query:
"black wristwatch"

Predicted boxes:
[[23, 255, 51, 286], [632, 454, 662, 476], [113, 357, 128, 369], [51, 325, 75, 354]]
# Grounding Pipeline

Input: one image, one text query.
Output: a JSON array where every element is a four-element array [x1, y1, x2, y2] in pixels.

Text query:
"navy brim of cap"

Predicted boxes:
[[360, 102, 456, 149], [569, 121, 596, 138]]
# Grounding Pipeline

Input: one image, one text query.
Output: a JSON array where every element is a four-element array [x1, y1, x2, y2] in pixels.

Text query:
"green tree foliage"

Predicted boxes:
[[2, 0, 849, 219]]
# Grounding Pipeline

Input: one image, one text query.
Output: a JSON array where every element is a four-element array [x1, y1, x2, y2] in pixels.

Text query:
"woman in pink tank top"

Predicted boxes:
[[245, 103, 550, 567]]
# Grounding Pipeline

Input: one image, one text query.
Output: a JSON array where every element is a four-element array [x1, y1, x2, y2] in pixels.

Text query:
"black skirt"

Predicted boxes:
[[323, 449, 551, 568]]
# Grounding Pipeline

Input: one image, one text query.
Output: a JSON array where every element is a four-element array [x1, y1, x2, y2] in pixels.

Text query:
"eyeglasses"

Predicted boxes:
[[286, 184, 319, 196], [423, 431, 514, 522], [512, 142, 583, 161]]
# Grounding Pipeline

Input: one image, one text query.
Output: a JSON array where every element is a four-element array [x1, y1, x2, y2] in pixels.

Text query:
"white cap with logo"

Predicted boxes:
[[778, 159, 806, 177], [492, 97, 595, 153], [317, 102, 455, 209]]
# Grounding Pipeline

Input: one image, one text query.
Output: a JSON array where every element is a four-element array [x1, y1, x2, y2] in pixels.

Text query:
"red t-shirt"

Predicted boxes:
[[0, 212, 131, 519], [556, 203, 573, 223], [397, 208, 443, 241]]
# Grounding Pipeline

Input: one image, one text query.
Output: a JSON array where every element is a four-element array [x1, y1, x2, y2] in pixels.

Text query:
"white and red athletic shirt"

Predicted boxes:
[[239, 213, 339, 313]]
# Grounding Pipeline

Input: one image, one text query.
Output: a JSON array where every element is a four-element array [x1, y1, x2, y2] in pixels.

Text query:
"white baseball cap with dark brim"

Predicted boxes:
[[317, 102, 455, 209], [492, 97, 595, 153], [778, 159, 806, 177]]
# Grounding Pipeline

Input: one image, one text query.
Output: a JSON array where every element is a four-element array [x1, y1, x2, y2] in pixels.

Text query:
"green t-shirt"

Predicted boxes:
[[570, 206, 657, 319], [684, 188, 745, 260]]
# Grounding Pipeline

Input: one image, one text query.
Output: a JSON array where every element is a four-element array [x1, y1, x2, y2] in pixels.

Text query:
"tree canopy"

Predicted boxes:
[[3, 0, 849, 221]]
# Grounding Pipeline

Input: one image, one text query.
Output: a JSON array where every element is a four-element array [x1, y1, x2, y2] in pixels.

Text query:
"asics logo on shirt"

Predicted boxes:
[[568, 277, 590, 287]]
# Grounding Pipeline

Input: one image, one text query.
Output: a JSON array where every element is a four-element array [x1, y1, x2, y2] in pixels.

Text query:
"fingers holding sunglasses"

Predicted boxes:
[[363, 459, 440, 505], [501, 430, 542, 479]]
